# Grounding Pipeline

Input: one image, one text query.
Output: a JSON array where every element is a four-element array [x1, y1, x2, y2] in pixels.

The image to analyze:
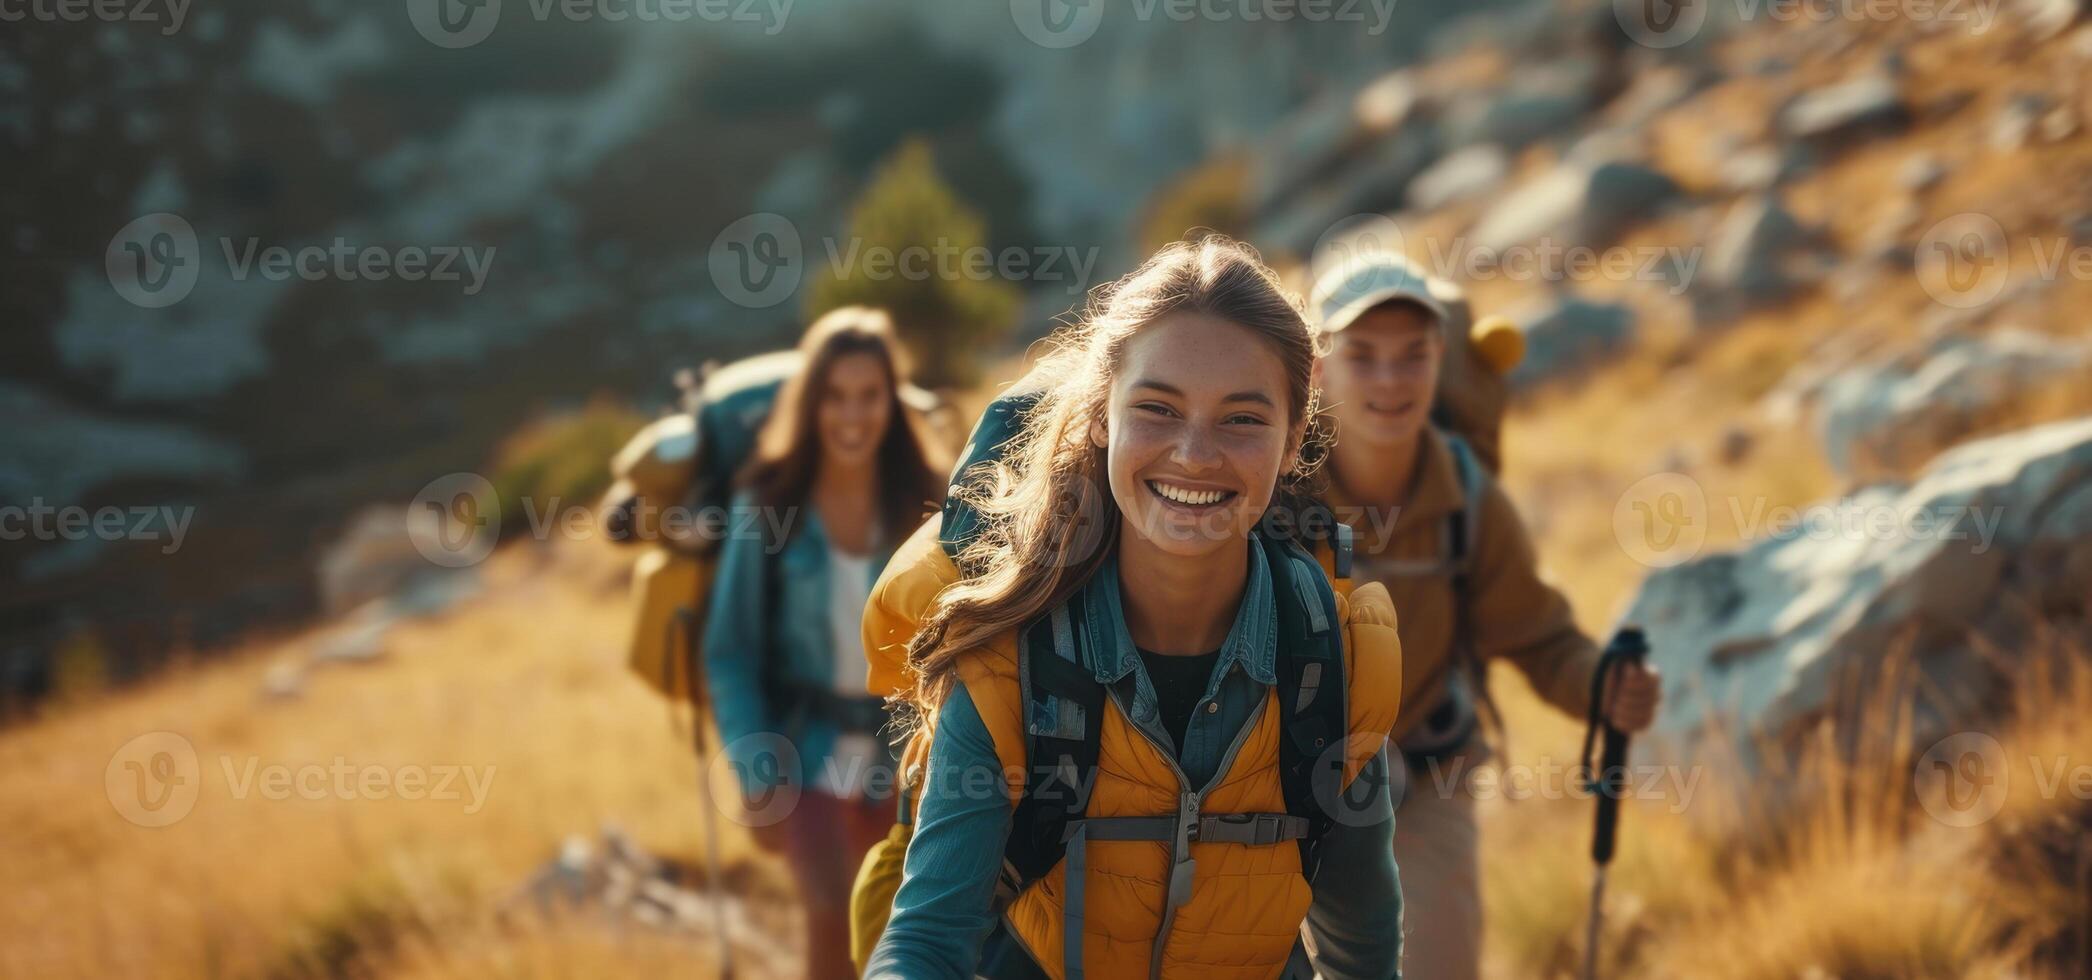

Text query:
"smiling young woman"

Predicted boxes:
[[699, 306, 948, 980], [862, 237, 1407, 980]]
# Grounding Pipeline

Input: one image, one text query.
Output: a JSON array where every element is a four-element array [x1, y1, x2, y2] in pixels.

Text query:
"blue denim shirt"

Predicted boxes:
[[702, 494, 889, 795], [867, 536, 1404, 979]]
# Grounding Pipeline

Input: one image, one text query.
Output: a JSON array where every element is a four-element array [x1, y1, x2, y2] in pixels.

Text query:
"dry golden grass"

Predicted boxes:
[[386, 922, 736, 979], [0, 539, 787, 978], [1477, 626, 2092, 979]]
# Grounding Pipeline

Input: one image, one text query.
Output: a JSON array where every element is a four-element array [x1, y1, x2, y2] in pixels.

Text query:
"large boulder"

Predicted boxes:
[[315, 506, 483, 618], [1441, 56, 1608, 151], [1246, 90, 1376, 218], [1246, 69, 1430, 220], [1810, 329, 2090, 475], [1468, 156, 1679, 253], [1778, 73, 1909, 150], [1253, 127, 1442, 257], [1506, 296, 1636, 388], [1406, 143, 1509, 212], [1690, 195, 1827, 323], [1622, 416, 2092, 772]]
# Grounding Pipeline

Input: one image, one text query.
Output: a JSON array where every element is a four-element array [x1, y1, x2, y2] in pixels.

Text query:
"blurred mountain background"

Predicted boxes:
[[2, 0, 1511, 702], [5, 0, 2091, 977]]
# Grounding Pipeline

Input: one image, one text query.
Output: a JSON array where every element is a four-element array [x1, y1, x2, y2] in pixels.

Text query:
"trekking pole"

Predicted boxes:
[[672, 605, 737, 980], [694, 717, 738, 980], [1578, 626, 1649, 980]]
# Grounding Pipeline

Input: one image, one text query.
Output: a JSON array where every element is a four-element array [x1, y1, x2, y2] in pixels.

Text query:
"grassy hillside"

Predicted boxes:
[[0, 540, 795, 978], [8, 7, 2092, 980]]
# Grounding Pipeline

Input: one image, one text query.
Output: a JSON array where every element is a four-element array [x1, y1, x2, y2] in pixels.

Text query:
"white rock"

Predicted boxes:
[[1623, 416, 2092, 775], [1468, 157, 1678, 253], [1779, 74, 1908, 147], [1814, 328, 2090, 474], [1407, 144, 1509, 212]]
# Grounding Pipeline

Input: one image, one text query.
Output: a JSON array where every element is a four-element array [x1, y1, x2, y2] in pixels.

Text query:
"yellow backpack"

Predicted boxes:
[[608, 352, 946, 704]]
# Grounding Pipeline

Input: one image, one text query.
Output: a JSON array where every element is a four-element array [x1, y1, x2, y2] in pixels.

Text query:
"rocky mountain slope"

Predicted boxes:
[[5, 1, 1475, 700]]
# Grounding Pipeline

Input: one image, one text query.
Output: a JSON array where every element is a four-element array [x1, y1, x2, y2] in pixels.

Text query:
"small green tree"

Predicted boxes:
[[1137, 155, 1251, 254], [807, 139, 1021, 388]]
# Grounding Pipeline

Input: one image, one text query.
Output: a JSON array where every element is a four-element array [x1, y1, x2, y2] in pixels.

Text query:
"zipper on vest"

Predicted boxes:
[[1115, 685, 1271, 980]]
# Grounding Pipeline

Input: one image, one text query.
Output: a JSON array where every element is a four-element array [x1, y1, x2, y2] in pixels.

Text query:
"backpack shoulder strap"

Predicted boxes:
[[1442, 432, 1487, 579], [1001, 592, 1105, 888], [1436, 432, 1504, 752], [1266, 535, 1349, 882], [754, 504, 790, 720], [940, 390, 1042, 563]]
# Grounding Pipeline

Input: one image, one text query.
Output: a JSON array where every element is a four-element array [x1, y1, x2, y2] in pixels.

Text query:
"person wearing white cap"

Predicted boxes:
[[1308, 253, 1662, 980]]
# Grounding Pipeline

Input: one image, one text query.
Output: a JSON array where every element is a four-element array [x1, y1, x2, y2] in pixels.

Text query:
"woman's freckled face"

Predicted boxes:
[[1092, 313, 1295, 560]]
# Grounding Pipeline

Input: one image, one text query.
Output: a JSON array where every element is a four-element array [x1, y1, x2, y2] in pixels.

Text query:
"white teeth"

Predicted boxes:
[[1152, 482, 1227, 506]]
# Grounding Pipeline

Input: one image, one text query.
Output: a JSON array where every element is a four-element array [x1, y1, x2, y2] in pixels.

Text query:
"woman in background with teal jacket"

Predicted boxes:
[[702, 306, 948, 980]]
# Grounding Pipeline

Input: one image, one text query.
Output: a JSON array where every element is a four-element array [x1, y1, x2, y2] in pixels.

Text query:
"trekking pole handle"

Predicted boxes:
[[1585, 626, 1649, 866]]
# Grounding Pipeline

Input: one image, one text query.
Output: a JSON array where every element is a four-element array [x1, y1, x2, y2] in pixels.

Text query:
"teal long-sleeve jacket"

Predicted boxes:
[[700, 494, 890, 796]]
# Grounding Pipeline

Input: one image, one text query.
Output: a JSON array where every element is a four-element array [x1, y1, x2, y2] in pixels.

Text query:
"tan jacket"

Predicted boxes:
[[1324, 427, 1600, 740]]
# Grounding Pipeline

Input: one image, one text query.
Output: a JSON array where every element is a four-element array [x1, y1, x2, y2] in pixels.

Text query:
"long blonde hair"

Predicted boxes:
[[903, 236, 1323, 713]]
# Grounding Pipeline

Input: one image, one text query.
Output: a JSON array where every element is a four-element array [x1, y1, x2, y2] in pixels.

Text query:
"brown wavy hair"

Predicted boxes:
[[902, 236, 1323, 714], [736, 306, 948, 546]]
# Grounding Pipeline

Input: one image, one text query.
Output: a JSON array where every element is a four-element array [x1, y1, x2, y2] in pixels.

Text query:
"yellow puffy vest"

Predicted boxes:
[[857, 520, 1403, 979]]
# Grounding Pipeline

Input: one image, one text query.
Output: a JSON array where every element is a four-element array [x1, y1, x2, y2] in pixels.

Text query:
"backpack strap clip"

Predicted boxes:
[[1201, 812, 1310, 845]]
